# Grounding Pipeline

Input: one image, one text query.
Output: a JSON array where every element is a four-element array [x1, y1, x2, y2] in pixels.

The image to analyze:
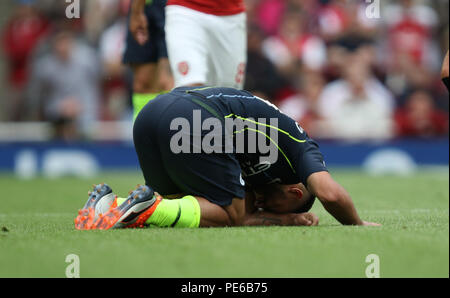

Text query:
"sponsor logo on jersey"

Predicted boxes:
[[241, 161, 272, 177]]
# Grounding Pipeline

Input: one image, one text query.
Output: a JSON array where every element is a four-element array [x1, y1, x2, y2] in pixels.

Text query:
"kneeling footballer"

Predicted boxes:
[[75, 87, 380, 229]]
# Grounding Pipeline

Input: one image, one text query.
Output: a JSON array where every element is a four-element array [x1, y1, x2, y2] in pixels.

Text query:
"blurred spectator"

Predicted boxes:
[[98, 0, 131, 121], [1, 0, 49, 120], [27, 29, 101, 140], [252, 0, 321, 36], [279, 70, 326, 137], [345, 0, 381, 38], [324, 35, 379, 82], [317, 0, 349, 41], [244, 25, 287, 103], [394, 89, 448, 137], [316, 50, 395, 140], [262, 9, 327, 78], [317, 0, 380, 40], [0, 0, 447, 143], [384, 0, 439, 58], [383, 0, 442, 95], [84, 0, 126, 45], [254, 0, 286, 36]]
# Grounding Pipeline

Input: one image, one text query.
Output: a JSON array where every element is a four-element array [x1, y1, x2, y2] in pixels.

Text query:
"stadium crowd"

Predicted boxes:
[[0, 0, 448, 140]]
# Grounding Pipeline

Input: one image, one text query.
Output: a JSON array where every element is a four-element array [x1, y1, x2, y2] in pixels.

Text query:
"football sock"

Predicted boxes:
[[115, 195, 201, 228], [146, 196, 201, 228], [116, 197, 127, 206], [132, 92, 168, 121]]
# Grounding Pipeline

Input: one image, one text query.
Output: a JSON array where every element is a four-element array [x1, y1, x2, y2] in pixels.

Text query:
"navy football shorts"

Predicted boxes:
[[123, 0, 168, 64], [133, 92, 245, 206]]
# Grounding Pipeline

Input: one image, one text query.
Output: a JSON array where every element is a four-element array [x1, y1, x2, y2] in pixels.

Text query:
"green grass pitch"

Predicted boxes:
[[0, 169, 448, 278]]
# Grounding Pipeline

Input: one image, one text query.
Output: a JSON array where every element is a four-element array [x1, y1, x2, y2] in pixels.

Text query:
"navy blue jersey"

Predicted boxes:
[[134, 86, 328, 205], [170, 86, 328, 187]]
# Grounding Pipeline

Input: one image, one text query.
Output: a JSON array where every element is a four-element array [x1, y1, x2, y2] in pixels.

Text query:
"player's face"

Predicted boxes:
[[253, 184, 305, 214]]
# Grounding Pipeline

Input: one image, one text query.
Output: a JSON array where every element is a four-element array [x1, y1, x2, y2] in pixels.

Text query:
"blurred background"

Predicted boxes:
[[0, 0, 448, 178]]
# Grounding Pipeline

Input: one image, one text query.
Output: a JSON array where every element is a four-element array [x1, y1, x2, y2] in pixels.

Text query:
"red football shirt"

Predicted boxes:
[[167, 0, 245, 16]]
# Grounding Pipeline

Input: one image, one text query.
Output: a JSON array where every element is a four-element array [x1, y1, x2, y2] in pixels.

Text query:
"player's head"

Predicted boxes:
[[252, 183, 315, 214]]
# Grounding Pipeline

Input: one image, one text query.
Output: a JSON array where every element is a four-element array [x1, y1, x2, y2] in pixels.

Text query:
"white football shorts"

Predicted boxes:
[[165, 5, 247, 89]]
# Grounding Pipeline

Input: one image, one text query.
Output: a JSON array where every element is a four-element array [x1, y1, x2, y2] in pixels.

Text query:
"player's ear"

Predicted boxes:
[[287, 186, 303, 201]]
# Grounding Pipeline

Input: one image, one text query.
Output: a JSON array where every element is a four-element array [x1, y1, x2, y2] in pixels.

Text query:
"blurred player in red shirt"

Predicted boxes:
[[128, 0, 247, 119], [164, 0, 247, 89], [125, 0, 173, 120]]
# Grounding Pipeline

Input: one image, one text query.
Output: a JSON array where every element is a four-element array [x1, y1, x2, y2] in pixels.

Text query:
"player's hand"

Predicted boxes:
[[362, 221, 381, 227], [293, 212, 319, 226], [130, 11, 149, 45]]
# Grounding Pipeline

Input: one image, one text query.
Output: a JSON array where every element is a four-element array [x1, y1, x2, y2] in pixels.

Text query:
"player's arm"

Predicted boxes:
[[243, 191, 319, 226], [307, 171, 380, 226], [442, 50, 449, 91], [130, 0, 149, 45], [244, 211, 319, 226]]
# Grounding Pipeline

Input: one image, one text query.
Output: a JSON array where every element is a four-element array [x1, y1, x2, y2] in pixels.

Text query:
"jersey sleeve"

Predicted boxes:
[[295, 137, 328, 185], [271, 106, 329, 186]]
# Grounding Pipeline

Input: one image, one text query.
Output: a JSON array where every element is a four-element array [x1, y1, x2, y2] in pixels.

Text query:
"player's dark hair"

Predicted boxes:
[[268, 182, 316, 213], [295, 195, 316, 214]]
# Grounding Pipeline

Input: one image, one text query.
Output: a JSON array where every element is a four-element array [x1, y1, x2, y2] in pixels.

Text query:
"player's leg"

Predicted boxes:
[[123, 1, 172, 120], [208, 12, 247, 89], [75, 182, 244, 229], [77, 91, 246, 230], [196, 197, 245, 227], [150, 1, 173, 91], [165, 5, 209, 87], [93, 186, 245, 229], [123, 30, 159, 119], [129, 93, 246, 228], [114, 191, 244, 227], [129, 62, 161, 119], [154, 96, 247, 227]]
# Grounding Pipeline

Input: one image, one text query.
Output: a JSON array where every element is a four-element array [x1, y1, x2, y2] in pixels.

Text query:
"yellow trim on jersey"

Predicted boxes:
[[224, 114, 306, 144], [233, 127, 295, 173]]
